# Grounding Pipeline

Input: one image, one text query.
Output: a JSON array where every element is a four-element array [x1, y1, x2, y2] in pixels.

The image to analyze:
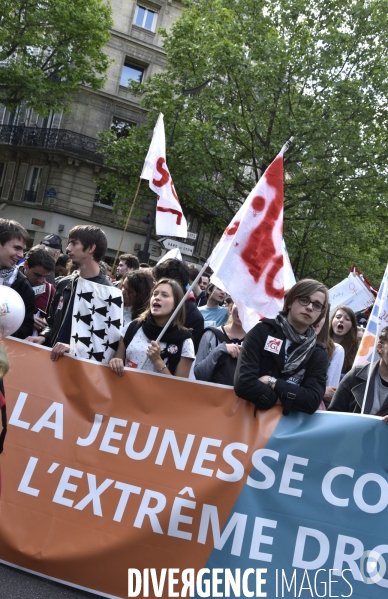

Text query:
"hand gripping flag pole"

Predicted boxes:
[[139, 261, 209, 370]]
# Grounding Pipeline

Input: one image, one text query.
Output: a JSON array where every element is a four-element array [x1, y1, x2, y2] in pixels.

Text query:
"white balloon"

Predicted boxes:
[[0, 286, 25, 337]]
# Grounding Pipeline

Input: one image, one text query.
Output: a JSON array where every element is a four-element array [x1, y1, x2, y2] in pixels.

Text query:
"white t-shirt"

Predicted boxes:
[[123, 306, 132, 326], [327, 343, 345, 387], [121, 323, 195, 373]]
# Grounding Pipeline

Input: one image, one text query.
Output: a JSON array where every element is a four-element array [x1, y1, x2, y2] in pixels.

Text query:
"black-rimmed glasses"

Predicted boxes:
[[297, 296, 325, 312]]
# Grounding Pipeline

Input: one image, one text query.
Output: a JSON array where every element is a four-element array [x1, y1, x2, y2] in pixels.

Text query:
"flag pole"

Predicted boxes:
[[139, 260, 210, 370], [112, 178, 142, 276]]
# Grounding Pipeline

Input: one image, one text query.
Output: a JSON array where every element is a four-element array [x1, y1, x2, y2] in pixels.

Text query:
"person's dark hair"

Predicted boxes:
[[138, 278, 187, 329], [119, 253, 139, 270], [152, 259, 190, 293], [315, 304, 335, 363], [0, 218, 29, 246], [139, 263, 150, 268], [280, 279, 329, 326], [56, 254, 71, 269], [329, 305, 358, 372], [379, 326, 388, 345], [68, 225, 107, 262], [187, 264, 200, 283], [378, 326, 388, 352], [25, 245, 55, 272], [124, 270, 154, 319]]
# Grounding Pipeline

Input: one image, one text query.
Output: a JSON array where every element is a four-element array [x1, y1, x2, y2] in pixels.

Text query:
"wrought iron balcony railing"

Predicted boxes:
[[0, 124, 103, 163]]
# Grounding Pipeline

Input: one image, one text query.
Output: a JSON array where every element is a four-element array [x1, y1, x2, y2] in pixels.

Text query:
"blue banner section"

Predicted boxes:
[[199, 411, 388, 598]]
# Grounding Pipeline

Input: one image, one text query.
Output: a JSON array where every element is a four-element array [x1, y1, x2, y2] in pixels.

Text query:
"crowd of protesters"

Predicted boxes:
[[0, 217, 386, 422]]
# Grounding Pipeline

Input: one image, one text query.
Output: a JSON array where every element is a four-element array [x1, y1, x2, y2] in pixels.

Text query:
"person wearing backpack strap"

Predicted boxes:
[[194, 303, 245, 386], [109, 278, 194, 378]]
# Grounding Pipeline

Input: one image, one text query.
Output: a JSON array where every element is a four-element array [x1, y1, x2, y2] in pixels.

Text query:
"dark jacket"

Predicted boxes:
[[10, 271, 35, 339], [195, 326, 242, 386], [328, 361, 388, 415], [196, 290, 207, 308], [234, 318, 328, 415], [41, 271, 112, 347], [185, 297, 204, 353]]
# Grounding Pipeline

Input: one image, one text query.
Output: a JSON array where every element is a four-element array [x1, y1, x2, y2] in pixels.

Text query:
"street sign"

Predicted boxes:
[[160, 238, 194, 256], [45, 188, 57, 198], [186, 231, 197, 240]]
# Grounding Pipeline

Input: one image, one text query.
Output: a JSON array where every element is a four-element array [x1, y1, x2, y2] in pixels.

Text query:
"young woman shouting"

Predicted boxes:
[[109, 278, 194, 378]]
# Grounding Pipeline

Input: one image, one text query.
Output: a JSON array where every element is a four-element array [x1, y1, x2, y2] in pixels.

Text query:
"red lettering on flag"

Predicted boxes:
[[157, 206, 182, 225], [225, 221, 240, 236], [152, 157, 170, 187], [240, 156, 284, 299]]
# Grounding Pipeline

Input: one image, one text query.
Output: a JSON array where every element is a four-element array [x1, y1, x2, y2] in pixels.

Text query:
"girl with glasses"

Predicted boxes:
[[234, 279, 329, 415]]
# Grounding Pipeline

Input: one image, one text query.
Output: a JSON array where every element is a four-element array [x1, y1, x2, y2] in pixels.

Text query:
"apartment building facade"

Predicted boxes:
[[0, 0, 219, 265]]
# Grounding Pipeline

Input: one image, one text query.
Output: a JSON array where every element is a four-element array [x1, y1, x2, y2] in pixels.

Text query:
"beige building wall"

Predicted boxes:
[[0, 0, 219, 266]]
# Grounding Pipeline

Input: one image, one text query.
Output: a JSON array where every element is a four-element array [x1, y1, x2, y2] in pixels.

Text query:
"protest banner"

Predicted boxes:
[[1, 339, 388, 598], [329, 273, 375, 316]]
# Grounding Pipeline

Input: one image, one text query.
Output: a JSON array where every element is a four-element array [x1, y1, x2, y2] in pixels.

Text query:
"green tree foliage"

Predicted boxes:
[[99, 0, 388, 286], [0, 0, 112, 115]]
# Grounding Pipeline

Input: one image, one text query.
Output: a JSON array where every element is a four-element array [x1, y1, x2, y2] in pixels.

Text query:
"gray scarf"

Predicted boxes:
[[275, 314, 317, 374], [0, 266, 18, 287]]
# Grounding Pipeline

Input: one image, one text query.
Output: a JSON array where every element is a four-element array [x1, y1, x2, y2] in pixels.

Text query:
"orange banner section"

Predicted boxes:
[[0, 339, 282, 598]]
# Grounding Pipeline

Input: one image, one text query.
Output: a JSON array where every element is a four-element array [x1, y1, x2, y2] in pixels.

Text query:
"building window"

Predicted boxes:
[[41, 110, 54, 129], [134, 5, 157, 32], [111, 117, 134, 139], [120, 62, 144, 87], [6, 109, 18, 126], [24, 166, 42, 203], [94, 186, 115, 209]]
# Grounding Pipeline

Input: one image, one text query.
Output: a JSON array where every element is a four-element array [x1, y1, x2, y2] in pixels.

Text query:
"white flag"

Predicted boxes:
[[141, 113, 187, 238], [157, 248, 182, 264], [209, 140, 292, 330]]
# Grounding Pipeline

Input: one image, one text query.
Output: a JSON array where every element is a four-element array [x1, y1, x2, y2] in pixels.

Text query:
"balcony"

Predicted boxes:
[[0, 124, 103, 163]]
